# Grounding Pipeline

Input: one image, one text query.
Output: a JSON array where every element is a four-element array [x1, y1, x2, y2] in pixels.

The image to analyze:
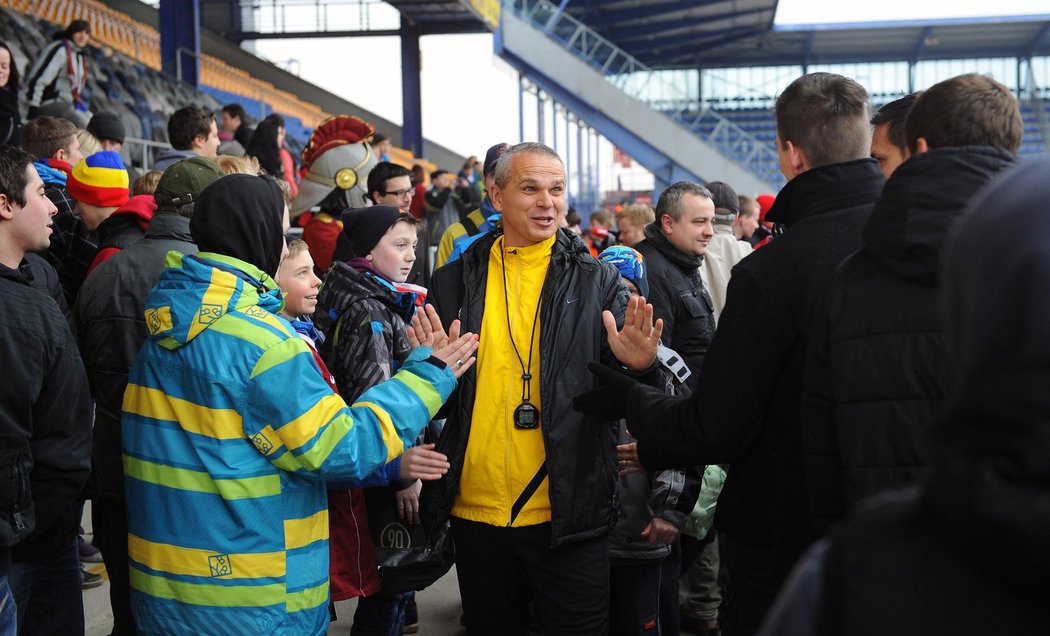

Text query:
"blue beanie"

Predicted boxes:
[[599, 245, 649, 297]]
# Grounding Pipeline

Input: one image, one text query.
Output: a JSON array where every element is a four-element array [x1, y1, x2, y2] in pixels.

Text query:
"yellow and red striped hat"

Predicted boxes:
[[67, 151, 129, 208]]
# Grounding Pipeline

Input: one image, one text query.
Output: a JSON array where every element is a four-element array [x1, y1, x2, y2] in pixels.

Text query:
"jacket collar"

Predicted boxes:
[[765, 158, 885, 229], [863, 146, 1015, 286], [145, 213, 193, 242], [642, 222, 703, 269]]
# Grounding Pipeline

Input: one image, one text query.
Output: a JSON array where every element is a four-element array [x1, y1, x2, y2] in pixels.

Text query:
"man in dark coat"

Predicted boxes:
[[575, 72, 885, 636], [634, 180, 716, 394], [758, 154, 1050, 636], [0, 145, 93, 635], [73, 156, 223, 635], [802, 73, 1022, 532]]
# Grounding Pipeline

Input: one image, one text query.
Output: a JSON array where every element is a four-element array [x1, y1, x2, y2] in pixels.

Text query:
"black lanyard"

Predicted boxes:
[[500, 244, 542, 429]]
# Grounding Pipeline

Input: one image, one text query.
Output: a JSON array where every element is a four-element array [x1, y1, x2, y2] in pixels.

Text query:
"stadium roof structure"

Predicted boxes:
[[543, 0, 1050, 69]]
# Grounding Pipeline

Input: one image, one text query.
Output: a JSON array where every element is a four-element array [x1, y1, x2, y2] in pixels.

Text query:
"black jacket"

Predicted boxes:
[[802, 146, 1015, 529], [760, 157, 1050, 636], [635, 223, 716, 391], [314, 260, 415, 404], [626, 159, 885, 581], [0, 263, 92, 571], [74, 214, 197, 501], [428, 228, 630, 546]]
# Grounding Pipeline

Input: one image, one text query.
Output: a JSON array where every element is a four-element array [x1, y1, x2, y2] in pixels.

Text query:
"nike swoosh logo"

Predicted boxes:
[[566, 297, 579, 304]]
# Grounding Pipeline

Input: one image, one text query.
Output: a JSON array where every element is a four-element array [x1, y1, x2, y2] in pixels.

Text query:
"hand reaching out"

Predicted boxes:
[[409, 304, 457, 350], [398, 443, 450, 481], [604, 296, 663, 372]]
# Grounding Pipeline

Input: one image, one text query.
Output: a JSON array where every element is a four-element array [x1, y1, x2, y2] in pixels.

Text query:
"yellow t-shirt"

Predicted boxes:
[[451, 234, 555, 527]]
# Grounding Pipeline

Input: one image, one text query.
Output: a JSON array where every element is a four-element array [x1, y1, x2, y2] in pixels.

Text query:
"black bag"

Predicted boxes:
[[365, 485, 454, 593]]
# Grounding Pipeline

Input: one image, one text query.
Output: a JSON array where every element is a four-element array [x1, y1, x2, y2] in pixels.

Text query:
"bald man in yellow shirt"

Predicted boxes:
[[426, 142, 662, 635]]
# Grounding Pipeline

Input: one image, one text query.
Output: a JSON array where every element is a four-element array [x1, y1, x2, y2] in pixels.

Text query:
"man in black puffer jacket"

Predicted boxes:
[[802, 73, 1022, 531], [634, 181, 716, 394], [575, 72, 885, 636], [758, 155, 1050, 636]]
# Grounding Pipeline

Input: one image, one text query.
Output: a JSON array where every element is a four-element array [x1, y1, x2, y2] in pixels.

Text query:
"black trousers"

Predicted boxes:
[[94, 498, 139, 636], [451, 517, 610, 636]]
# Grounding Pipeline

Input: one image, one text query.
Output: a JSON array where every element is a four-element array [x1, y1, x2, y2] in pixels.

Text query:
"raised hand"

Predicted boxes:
[[604, 296, 663, 372], [430, 331, 479, 380], [409, 304, 458, 350]]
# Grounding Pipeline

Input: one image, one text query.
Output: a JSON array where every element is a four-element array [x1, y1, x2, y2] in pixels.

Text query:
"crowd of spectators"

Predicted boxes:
[[2, 16, 1049, 636]]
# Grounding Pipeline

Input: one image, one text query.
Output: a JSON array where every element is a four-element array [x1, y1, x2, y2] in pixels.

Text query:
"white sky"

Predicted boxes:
[[251, 0, 1048, 163]]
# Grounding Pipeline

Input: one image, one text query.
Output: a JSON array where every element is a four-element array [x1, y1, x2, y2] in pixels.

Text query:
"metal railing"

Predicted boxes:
[[123, 136, 172, 172], [505, 0, 780, 183]]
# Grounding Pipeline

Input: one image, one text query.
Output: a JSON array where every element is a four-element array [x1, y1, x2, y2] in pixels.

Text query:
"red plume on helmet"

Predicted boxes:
[[300, 115, 377, 170]]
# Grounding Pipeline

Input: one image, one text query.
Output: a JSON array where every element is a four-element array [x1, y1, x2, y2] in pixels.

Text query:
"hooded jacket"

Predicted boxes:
[[0, 262, 92, 572], [802, 146, 1015, 528], [314, 260, 416, 404], [24, 37, 87, 109], [88, 193, 157, 275], [757, 156, 1050, 636], [427, 228, 630, 546], [635, 222, 716, 391], [625, 159, 884, 584], [122, 250, 456, 636]]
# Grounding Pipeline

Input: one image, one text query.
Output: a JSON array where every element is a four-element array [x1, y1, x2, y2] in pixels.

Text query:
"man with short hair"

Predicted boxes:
[[734, 195, 760, 242], [220, 103, 253, 151], [121, 173, 477, 635], [154, 106, 220, 171], [699, 181, 753, 323], [576, 72, 885, 636], [802, 74, 1021, 534], [75, 156, 225, 636], [368, 161, 414, 213], [869, 93, 918, 178], [21, 115, 91, 305], [435, 142, 509, 267], [428, 142, 661, 635], [0, 144, 93, 636], [635, 181, 717, 389], [615, 203, 654, 247]]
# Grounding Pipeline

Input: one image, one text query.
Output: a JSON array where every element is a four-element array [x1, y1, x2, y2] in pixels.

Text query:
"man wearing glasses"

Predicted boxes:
[[367, 161, 429, 284]]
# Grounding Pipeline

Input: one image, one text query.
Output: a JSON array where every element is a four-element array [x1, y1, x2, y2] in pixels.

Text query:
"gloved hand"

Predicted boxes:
[[27, 106, 40, 120], [573, 362, 640, 421]]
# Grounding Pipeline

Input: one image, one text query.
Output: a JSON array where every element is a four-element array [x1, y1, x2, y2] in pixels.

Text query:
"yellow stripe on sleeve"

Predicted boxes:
[[352, 402, 405, 463]]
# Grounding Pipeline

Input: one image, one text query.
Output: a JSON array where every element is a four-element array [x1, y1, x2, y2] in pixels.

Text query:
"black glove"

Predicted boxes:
[[573, 362, 640, 421], [27, 106, 40, 120]]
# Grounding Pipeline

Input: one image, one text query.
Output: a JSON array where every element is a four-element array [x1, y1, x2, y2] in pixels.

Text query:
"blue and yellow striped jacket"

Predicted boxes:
[[122, 252, 454, 636]]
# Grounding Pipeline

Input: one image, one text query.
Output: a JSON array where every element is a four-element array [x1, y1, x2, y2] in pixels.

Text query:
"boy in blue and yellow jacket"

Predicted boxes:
[[121, 174, 476, 636]]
